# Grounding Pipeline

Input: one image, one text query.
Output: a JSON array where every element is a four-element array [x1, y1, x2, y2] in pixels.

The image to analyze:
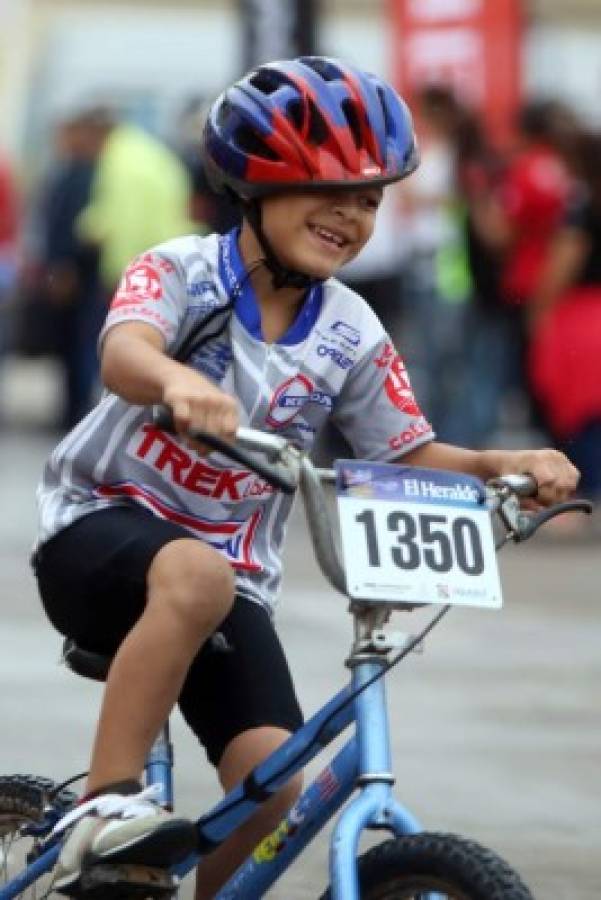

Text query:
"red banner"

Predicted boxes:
[[389, 0, 523, 146]]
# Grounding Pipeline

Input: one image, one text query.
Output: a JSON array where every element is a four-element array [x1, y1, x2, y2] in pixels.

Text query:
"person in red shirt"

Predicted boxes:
[[528, 130, 601, 507], [498, 103, 573, 306], [0, 151, 20, 366], [469, 100, 580, 434]]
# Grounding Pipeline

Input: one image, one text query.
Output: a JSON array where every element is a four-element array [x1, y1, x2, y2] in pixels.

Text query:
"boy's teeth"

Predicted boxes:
[[314, 226, 343, 246]]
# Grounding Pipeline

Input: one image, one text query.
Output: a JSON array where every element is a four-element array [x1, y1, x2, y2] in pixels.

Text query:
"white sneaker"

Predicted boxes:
[[51, 785, 196, 893]]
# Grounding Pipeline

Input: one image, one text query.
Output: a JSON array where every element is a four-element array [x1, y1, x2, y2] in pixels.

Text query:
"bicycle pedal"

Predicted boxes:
[[64, 863, 177, 898]]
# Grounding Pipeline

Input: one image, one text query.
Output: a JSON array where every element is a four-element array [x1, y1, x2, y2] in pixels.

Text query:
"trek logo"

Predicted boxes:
[[129, 425, 273, 501], [266, 375, 332, 428], [330, 320, 360, 346], [316, 345, 354, 370]]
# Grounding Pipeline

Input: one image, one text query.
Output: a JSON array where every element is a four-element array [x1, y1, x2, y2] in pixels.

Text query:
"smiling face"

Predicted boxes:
[[258, 186, 383, 279]]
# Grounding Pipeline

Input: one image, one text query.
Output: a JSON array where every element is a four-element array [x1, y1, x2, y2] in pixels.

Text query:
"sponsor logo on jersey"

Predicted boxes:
[[186, 280, 222, 313], [374, 342, 395, 369], [329, 320, 361, 346], [137, 252, 174, 274], [113, 261, 163, 306], [129, 425, 273, 502], [316, 345, 354, 369], [266, 375, 333, 428], [374, 342, 421, 417], [187, 279, 217, 298], [190, 340, 233, 383], [94, 481, 263, 571], [387, 419, 432, 451]]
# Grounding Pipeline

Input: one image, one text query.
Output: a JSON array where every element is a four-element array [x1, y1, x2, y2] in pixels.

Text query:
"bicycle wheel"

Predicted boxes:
[[0, 774, 77, 899], [319, 832, 534, 900]]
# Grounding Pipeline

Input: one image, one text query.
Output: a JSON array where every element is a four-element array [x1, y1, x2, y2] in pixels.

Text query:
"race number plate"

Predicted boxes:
[[335, 461, 502, 609]]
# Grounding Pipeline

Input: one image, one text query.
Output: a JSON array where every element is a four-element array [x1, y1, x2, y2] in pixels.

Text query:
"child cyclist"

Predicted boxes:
[[34, 57, 578, 898]]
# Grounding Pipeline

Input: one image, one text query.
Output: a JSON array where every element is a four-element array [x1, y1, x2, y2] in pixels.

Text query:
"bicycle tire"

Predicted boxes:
[[319, 831, 534, 899], [0, 774, 78, 899]]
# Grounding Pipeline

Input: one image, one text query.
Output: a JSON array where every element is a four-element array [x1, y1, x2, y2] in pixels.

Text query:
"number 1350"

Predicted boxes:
[[355, 509, 484, 575]]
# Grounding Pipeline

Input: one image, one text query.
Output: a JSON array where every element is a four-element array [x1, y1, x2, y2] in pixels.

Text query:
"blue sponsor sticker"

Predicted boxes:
[[335, 460, 486, 508]]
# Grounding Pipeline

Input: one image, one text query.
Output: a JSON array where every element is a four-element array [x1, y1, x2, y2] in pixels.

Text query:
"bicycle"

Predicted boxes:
[[0, 421, 592, 900]]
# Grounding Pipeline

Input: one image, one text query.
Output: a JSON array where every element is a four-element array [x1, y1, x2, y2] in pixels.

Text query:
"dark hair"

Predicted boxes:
[[571, 131, 601, 210], [517, 98, 580, 148]]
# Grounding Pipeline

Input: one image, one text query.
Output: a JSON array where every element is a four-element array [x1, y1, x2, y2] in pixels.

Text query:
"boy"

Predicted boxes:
[[34, 57, 578, 899]]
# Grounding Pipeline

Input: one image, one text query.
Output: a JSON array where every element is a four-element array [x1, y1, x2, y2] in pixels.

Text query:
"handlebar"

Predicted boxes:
[[152, 407, 593, 594], [151, 406, 299, 494]]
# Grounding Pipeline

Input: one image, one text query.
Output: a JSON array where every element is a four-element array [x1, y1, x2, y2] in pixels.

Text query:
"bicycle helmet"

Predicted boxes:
[[202, 56, 419, 287]]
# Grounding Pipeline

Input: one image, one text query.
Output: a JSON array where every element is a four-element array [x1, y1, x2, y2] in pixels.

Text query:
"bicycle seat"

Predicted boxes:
[[62, 638, 112, 682]]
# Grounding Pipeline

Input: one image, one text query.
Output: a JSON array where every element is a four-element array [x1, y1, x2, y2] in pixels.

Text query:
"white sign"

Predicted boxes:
[[336, 462, 502, 609]]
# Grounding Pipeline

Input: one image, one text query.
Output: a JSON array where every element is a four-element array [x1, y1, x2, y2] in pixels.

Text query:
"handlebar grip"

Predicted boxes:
[[151, 405, 297, 494]]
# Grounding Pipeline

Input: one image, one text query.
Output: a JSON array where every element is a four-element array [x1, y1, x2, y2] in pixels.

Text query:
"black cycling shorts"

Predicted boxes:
[[33, 505, 303, 767]]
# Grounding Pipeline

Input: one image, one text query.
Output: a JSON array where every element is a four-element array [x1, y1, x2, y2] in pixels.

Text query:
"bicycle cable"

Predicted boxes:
[[198, 602, 451, 831]]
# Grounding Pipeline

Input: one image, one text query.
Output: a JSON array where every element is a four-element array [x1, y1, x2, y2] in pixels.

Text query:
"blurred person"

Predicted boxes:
[[0, 149, 20, 396], [31, 58, 579, 899], [454, 109, 517, 448], [175, 96, 240, 235], [32, 113, 106, 429], [528, 130, 601, 507], [76, 106, 195, 295], [398, 86, 476, 445], [469, 99, 578, 437]]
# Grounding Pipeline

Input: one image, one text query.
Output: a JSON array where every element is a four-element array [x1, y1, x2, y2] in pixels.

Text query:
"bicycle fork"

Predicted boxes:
[[330, 609, 440, 900]]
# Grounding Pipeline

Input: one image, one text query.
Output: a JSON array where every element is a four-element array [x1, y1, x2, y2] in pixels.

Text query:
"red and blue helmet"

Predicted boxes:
[[202, 56, 419, 198]]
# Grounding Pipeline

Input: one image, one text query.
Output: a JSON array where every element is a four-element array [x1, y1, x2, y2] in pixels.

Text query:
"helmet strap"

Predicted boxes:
[[243, 200, 316, 291]]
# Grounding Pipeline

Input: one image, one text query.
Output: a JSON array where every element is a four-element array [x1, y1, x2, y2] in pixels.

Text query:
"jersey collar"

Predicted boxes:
[[218, 228, 324, 346]]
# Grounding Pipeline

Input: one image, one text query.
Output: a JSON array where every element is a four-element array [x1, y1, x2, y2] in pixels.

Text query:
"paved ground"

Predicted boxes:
[[0, 359, 600, 898]]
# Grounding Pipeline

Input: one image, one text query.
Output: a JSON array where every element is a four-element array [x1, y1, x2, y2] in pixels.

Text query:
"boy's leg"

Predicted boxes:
[[176, 597, 304, 899], [34, 507, 236, 886], [195, 727, 303, 900], [87, 537, 235, 791]]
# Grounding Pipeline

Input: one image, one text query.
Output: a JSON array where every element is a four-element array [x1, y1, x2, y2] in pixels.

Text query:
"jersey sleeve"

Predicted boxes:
[[332, 337, 434, 460], [99, 250, 188, 350]]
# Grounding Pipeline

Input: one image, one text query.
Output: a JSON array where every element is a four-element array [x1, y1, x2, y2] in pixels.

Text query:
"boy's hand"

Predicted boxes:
[[163, 370, 239, 454], [492, 447, 579, 508]]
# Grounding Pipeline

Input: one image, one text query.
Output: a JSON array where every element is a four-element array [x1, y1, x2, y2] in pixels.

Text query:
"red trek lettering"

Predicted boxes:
[[135, 425, 254, 501]]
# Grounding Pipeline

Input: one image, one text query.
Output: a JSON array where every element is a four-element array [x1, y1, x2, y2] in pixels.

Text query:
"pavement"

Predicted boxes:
[[0, 357, 600, 899]]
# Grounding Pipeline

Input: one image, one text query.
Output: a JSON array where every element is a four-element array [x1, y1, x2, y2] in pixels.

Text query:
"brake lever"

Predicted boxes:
[[513, 499, 593, 542]]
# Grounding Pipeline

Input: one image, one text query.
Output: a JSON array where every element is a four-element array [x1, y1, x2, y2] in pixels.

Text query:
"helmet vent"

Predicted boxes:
[[341, 99, 363, 149], [300, 56, 339, 82], [286, 99, 328, 145], [235, 126, 279, 160], [250, 68, 286, 95]]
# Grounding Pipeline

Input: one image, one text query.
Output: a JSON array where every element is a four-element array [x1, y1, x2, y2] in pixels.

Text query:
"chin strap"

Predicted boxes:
[[243, 199, 316, 291]]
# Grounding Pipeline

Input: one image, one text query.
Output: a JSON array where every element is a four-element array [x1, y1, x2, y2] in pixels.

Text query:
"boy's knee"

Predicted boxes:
[[148, 538, 235, 630]]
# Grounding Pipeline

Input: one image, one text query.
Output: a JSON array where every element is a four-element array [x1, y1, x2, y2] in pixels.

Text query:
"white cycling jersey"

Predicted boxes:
[[36, 229, 434, 612]]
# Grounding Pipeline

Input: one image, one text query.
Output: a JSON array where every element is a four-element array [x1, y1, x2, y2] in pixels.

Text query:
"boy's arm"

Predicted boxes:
[[400, 440, 579, 508], [101, 321, 239, 443]]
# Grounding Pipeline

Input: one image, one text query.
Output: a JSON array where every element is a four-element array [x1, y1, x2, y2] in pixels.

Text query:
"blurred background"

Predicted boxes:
[[0, 2, 600, 898]]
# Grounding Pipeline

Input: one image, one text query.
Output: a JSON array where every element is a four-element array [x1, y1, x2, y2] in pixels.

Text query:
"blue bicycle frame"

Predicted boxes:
[[0, 650, 431, 900]]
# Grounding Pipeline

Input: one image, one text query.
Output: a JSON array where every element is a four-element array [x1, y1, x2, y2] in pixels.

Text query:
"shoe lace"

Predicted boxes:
[[52, 783, 163, 836]]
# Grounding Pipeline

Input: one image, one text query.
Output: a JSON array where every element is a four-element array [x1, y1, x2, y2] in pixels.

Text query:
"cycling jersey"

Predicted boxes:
[[36, 228, 433, 612]]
